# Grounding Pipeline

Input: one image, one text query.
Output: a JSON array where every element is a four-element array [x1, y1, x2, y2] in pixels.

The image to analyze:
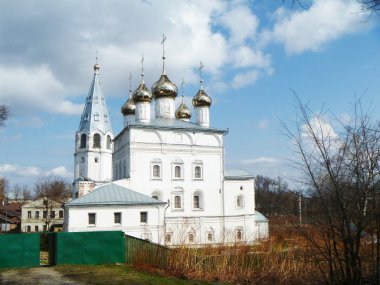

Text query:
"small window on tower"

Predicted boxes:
[[94, 96, 98, 104], [94, 157, 99, 163], [94, 113, 99, 121], [81, 157, 85, 163], [104, 114, 108, 122]]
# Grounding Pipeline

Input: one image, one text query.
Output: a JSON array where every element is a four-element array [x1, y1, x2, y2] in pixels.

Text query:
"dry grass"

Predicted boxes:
[[130, 222, 322, 285]]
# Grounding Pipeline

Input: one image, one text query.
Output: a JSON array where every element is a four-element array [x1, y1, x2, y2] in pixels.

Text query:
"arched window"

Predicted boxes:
[[80, 134, 87, 148], [174, 165, 181, 178], [236, 195, 244, 209], [153, 165, 160, 178], [236, 228, 243, 241], [93, 133, 101, 148], [188, 232, 194, 243], [106, 135, 112, 149], [207, 232, 213, 242], [165, 233, 172, 243], [193, 191, 203, 210], [151, 191, 162, 201], [174, 195, 182, 209], [194, 166, 202, 179], [193, 195, 200, 209]]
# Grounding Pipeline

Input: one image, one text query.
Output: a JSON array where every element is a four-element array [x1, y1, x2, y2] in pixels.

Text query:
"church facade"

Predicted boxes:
[[65, 53, 268, 246]]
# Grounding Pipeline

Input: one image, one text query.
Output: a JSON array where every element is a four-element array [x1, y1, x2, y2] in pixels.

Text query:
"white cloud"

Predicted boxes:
[[0, 0, 276, 118], [219, 5, 259, 45], [269, 0, 371, 54], [301, 116, 341, 152], [241, 157, 279, 165], [45, 166, 73, 178], [231, 70, 260, 89], [0, 65, 83, 115], [0, 164, 41, 177]]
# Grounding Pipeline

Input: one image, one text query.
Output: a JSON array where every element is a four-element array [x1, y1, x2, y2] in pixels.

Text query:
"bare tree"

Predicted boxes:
[[34, 177, 71, 231], [0, 105, 9, 127], [284, 97, 380, 284], [0, 177, 9, 204], [283, 0, 380, 15]]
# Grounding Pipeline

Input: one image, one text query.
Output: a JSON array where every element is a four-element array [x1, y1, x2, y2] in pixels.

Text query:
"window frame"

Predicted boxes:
[[172, 163, 184, 180], [59, 210, 63, 219], [192, 191, 204, 210], [140, 211, 148, 223], [192, 161, 203, 180], [236, 228, 244, 241], [236, 194, 245, 209], [151, 161, 162, 180], [114, 212, 122, 224], [88, 213, 96, 226]]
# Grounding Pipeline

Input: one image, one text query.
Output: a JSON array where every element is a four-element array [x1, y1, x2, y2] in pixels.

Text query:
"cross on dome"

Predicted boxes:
[[199, 61, 204, 90], [161, 34, 167, 74], [141, 53, 145, 83]]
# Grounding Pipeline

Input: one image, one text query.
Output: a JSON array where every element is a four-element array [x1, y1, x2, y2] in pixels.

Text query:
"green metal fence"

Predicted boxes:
[[0, 233, 40, 269], [48, 231, 126, 265]]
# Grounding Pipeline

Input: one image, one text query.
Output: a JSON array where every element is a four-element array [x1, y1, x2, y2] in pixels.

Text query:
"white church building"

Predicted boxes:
[[64, 47, 268, 246]]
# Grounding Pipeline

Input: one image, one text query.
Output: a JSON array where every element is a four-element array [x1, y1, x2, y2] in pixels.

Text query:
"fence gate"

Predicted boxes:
[[0, 233, 40, 269]]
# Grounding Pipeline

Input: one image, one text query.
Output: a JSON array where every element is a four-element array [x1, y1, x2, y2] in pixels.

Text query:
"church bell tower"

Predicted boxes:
[[73, 62, 114, 197]]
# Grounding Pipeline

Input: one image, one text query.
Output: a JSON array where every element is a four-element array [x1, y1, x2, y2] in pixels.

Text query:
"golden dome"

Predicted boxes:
[[121, 97, 135, 115], [151, 74, 178, 99], [94, 63, 100, 73], [175, 102, 192, 119], [132, 82, 152, 103], [192, 89, 212, 107]]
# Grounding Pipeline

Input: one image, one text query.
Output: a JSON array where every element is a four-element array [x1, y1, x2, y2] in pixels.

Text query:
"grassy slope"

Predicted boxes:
[[55, 264, 221, 285]]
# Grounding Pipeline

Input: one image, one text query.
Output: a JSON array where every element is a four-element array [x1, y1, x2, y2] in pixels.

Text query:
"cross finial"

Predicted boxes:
[[161, 34, 167, 74], [95, 50, 98, 64], [141, 53, 145, 83], [129, 72, 132, 97], [181, 77, 185, 102], [199, 61, 204, 89]]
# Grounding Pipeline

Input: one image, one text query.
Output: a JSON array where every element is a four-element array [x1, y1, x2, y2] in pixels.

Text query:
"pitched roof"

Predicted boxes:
[[224, 169, 254, 180], [77, 65, 113, 134], [67, 182, 166, 207], [115, 117, 226, 140], [255, 211, 269, 222]]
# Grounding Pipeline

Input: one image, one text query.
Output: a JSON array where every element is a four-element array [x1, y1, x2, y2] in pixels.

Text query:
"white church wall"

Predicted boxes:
[[223, 179, 255, 216]]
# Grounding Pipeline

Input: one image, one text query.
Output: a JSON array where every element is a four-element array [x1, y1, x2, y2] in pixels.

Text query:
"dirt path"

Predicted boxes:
[[0, 267, 85, 285]]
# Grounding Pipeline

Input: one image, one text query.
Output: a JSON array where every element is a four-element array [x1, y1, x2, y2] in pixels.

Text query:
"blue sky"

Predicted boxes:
[[1, 0, 380, 190]]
